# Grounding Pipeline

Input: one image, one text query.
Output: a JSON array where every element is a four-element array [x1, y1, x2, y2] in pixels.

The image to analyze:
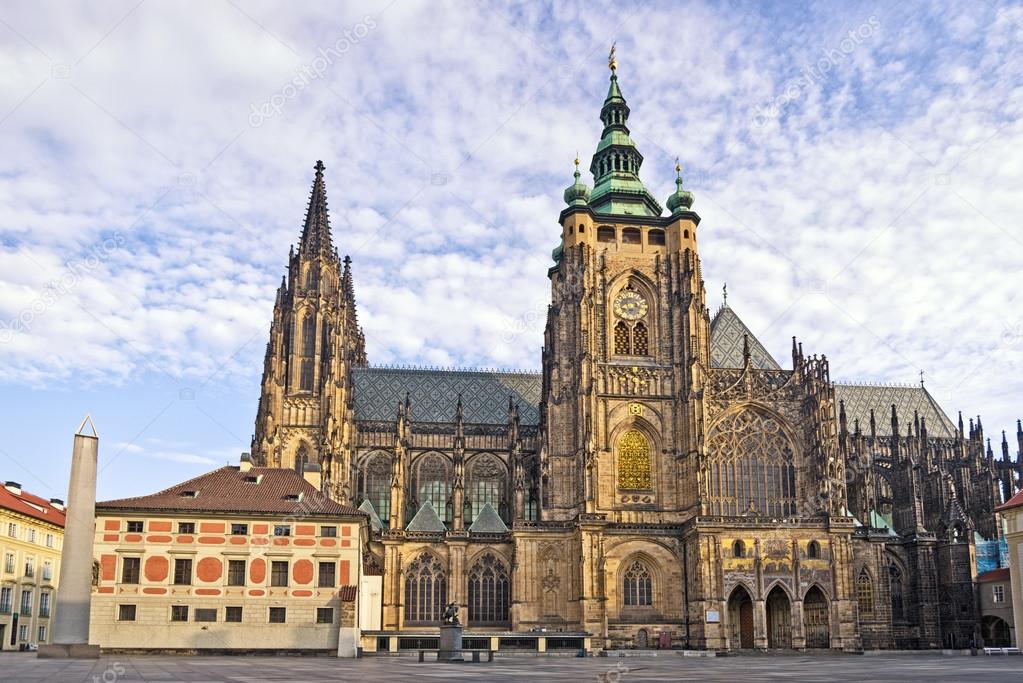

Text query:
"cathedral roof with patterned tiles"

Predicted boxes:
[[96, 466, 363, 516], [351, 306, 958, 437]]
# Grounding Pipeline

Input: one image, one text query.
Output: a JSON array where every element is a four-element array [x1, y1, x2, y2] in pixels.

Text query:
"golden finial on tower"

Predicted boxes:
[[575, 151, 580, 168], [608, 42, 618, 72], [675, 156, 682, 177]]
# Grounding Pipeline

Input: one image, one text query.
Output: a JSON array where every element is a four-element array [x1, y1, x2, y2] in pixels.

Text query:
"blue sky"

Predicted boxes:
[[0, 0, 1020, 502]]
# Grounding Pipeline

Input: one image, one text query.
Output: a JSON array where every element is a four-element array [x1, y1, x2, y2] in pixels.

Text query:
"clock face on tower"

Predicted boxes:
[[613, 290, 648, 320]]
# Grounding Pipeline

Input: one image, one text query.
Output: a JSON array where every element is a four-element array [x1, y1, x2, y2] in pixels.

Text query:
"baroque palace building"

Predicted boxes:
[[249, 57, 1022, 651]]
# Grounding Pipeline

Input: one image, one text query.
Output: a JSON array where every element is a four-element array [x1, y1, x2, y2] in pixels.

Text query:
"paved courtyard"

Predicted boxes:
[[2, 652, 1021, 683]]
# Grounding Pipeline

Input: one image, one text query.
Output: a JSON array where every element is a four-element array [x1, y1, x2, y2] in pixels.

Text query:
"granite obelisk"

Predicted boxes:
[[38, 416, 100, 658]]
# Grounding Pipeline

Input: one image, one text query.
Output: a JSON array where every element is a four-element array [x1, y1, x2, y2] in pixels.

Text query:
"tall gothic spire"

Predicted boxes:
[[587, 49, 662, 217], [299, 160, 333, 257]]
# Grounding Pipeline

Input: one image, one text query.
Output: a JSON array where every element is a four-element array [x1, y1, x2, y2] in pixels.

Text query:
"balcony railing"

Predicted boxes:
[[20, 607, 32, 616], [39, 608, 50, 618], [0, 604, 11, 614]]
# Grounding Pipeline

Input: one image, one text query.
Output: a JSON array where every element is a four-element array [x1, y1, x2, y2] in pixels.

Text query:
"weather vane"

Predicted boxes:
[[608, 42, 617, 72], [723, 283, 728, 306]]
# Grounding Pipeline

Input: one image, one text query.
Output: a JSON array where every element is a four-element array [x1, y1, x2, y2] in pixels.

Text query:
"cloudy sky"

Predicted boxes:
[[0, 0, 1020, 501]]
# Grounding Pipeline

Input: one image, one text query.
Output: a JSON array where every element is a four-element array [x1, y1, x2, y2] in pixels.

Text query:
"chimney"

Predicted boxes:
[[4, 481, 22, 495], [239, 452, 252, 472], [49, 498, 65, 511]]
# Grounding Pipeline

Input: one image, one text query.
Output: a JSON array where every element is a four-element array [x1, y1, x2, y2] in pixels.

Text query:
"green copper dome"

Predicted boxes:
[[586, 68, 662, 217], [563, 158, 591, 207], [666, 163, 695, 215]]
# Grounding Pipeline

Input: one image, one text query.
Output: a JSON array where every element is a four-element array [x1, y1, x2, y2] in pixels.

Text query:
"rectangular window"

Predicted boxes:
[[42, 562, 52, 581], [318, 562, 336, 588], [7, 523, 16, 537], [24, 557, 34, 578], [118, 604, 137, 622], [170, 605, 188, 622], [194, 608, 217, 622], [225, 606, 243, 623], [126, 521, 144, 533], [273, 525, 291, 537], [39, 592, 50, 618], [177, 522, 195, 534], [269, 607, 286, 623], [320, 526, 337, 537], [18, 624, 28, 642], [0, 587, 12, 613], [227, 560, 246, 586], [37, 625, 46, 642], [271, 561, 289, 587], [121, 557, 141, 584], [26, 529, 36, 543], [173, 558, 192, 585], [20, 589, 32, 616], [316, 607, 334, 624], [4, 553, 13, 573], [994, 585, 1005, 603], [231, 523, 248, 535], [45, 534, 54, 548]]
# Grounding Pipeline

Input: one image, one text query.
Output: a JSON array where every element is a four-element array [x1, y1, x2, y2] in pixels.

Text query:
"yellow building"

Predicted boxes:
[[0, 480, 65, 651], [997, 491, 1023, 648], [90, 461, 367, 655]]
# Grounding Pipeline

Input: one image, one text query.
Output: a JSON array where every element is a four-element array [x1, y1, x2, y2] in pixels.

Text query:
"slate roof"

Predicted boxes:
[[348, 308, 957, 442], [468, 502, 509, 533], [834, 383, 956, 438], [358, 499, 383, 530], [405, 501, 446, 532], [709, 305, 782, 371], [0, 485, 65, 528], [97, 466, 363, 517], [352, 366, 541, 426]]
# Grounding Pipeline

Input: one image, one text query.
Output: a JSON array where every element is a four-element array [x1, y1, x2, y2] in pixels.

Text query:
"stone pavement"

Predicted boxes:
[[1, 652, 1021, 682]]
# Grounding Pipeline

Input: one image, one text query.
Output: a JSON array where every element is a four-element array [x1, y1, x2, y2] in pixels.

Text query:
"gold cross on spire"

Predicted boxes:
[[608, 42, 617, 72]]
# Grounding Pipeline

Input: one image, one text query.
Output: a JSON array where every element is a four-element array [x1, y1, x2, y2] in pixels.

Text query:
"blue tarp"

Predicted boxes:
[[976, 536, 1009, 574]]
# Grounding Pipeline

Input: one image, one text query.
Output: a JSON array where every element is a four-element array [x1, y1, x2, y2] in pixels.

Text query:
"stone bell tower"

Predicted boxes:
[[539, 48, 710, 523], [251, 161, 366, 501]]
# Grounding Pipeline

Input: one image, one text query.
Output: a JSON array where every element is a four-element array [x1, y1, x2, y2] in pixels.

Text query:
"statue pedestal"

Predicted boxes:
[[438, 623, 464, 662]]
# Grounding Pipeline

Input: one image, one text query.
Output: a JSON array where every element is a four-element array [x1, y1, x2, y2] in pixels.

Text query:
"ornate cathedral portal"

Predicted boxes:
[[249, 52, 1016, 651]]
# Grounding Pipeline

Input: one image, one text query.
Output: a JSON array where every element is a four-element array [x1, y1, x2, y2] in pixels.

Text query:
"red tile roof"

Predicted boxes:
[[978, 567, 1011, 583], [0, 485, 66, 528], [97, 466, 363, 517], [997, 488, 1023, 512]]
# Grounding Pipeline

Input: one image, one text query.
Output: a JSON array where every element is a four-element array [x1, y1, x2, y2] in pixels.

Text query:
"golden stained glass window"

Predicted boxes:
[[856, 568, 874, 617], [617, 429, 651, 490]]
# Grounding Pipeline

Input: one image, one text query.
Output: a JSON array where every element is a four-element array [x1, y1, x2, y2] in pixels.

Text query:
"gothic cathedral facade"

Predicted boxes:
[[250, 61, 1021, 650]]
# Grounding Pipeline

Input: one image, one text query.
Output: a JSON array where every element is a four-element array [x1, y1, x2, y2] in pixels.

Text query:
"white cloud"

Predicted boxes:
[[0, 0, 1019, 439]]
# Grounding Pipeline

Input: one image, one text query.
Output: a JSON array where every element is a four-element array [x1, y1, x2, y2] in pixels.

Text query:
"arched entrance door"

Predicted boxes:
[[727, 585, 754, 649], [803, 586, 830, 649], [766, 586, 792, 649], [982, 616, 1011, 647]]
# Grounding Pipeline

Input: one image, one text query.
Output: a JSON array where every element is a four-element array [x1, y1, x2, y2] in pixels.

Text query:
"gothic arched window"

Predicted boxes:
[[857, 568, 874, 618], [468, 553, 510, 624], [404, 554, 446, 623], [294, 444, 310, 474], [807, 541, 821, 559], [733, 539, 746, 558], [622, 560, 653, 607], [299, 359, 314, 391], [611, 285, 652, 357], [614, 321, 630, 355], [416, 454, 451, 524], [889, 563, 904, 619], [301, 315, 316, 356], [616, 429, 652, 490], [468, 455, 506, 523], [360, 453, 391, 526], [705, 409, 796, 517]]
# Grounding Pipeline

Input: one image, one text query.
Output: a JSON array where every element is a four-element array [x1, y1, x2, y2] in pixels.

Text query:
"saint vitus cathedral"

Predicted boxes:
[[248, 56, 1022, 651]]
